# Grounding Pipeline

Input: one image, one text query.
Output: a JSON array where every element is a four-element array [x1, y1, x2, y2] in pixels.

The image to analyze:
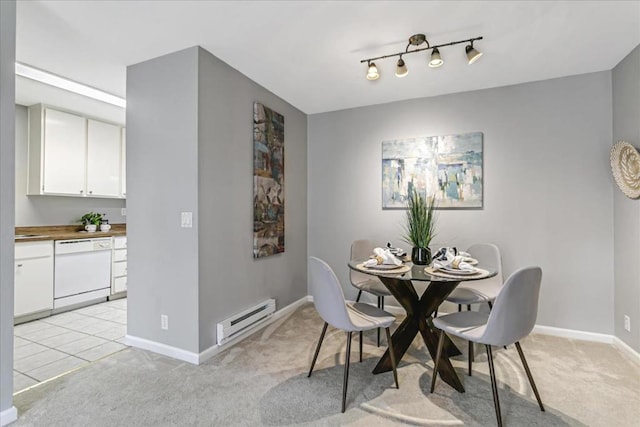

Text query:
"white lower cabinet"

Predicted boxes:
[[112, 236, 127, 294], [15, 241, 54, 317]]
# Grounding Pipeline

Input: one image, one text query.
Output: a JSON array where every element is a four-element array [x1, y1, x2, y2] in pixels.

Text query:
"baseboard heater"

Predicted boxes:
[[217, 298, 276, 346]]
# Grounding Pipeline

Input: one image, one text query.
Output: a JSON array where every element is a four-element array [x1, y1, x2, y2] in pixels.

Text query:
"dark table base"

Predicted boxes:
[[373, 276, 465, 393]]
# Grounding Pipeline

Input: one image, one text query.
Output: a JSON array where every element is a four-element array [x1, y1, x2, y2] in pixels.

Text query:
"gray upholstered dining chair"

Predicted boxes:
[[430, 266, 545, 427], [350, 239, 393, 346], [445, 243, 504, 312], [308, 256, 399, 413]]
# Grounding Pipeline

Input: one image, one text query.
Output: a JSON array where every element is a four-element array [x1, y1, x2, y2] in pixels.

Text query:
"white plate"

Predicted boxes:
[[368, 264, 403, 270], [440, 267, 478, 275]]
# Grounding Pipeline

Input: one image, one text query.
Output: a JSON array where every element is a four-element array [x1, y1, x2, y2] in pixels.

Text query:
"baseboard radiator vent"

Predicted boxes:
[[217, 298, 276, 346]]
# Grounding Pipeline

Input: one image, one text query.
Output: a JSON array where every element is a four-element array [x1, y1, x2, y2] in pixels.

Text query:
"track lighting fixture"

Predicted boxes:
[[366, 61, 380, 80], [465, 41, 483, 64], [395, 57, 408, 77], [361, 33, 483, 80], [428, 48, 443, 68]]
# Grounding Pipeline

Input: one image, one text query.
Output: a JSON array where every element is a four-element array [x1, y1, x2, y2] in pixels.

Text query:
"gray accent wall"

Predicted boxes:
[[127, 47, 201, 353], [612, 45, 640, 352], [197, 48, 308, 351], [126, 46, 307, 354], [0, 0, 16, 418], [308, 72, 614, 334], [14, 105, 126, 227]]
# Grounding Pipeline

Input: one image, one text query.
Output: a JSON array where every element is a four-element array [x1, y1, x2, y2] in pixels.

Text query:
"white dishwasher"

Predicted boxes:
[[54, 238, 112, 309]]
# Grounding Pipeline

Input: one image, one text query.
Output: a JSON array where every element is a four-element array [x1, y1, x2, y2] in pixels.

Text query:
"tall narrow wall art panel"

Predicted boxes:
[[382, 132, 483, 209], [253, 102, 285, 258]]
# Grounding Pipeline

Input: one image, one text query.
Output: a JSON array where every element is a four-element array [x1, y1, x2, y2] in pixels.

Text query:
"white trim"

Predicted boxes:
[[15, 63, 126, 108], [125, 295, 311, 365], [532, 324, 613, 343], [612, 336, 640, 366], [123, 334, 199, 364], [0, 406, 17, 427]]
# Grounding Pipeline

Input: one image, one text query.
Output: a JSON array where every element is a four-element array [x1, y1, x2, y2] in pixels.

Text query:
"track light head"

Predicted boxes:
[[395, 57, 408, 77], [366, 61, 380, 80], [465, 43, 483, 64], [429, 47, 443, 68]]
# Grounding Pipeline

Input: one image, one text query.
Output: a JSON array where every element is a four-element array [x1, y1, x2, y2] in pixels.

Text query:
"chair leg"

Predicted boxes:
[[468, 341, 474, 376], [385, 327, 399, 389], [359, 330, 363, 362], [430, 329, 446, 393], [434, 308, 438, 318], [486, 345, 503, 427], [515, 342, 545, 412], [355, 290, 362, 302], [487, 300, 493, 310], [342, 331, 353, 413], [308, 322, 328, 377], [377, 296, 382, 347]]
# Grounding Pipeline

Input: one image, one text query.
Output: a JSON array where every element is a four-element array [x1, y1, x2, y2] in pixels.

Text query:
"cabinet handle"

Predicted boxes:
[[17, 264, 23, 267], [80, 190, 84, 194], [89, 190, 93, 194]]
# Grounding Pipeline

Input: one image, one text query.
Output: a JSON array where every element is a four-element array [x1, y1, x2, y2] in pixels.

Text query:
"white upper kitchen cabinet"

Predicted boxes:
[[27, 104, 126, 199], [87, 119, 122, 197]]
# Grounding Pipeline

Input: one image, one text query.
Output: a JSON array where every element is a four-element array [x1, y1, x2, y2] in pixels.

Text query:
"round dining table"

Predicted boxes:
[[348, 260, 497, 393]]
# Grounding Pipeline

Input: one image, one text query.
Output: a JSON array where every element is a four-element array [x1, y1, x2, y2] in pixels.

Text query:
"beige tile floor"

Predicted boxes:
[[13, 298, 128, 394]]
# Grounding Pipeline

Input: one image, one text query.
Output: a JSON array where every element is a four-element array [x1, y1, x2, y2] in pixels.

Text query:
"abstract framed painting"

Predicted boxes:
[[382, 132, 483, 209], [253, 102, 285, 258]]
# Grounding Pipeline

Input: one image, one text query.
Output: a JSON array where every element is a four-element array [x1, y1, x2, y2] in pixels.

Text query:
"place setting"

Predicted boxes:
[[425, 246, 492, 279], [357, 246, 411, 274]]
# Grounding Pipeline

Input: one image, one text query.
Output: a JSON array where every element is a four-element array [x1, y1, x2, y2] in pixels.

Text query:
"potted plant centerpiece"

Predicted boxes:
[[402, 188, 437, 265], [80, 211, 103, 232]]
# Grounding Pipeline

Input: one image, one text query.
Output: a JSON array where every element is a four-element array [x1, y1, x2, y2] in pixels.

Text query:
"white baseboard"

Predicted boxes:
[[532, 324, 614, 343], [0, 406, 17, 427], [125, 295, 311, 366], [612, 336, 640, 366], [123, 334, 200, 364]]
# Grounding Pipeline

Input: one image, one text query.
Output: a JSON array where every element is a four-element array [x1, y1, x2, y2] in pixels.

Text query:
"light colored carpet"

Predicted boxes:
[[11, 303, 640, 426]]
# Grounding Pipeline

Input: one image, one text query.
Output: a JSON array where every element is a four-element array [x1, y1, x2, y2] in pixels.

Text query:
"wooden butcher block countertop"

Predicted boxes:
[[15, 224, 126, 243]]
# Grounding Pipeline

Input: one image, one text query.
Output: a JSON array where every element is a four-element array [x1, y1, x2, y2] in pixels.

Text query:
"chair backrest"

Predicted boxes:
[[350, 239, 376, 286], [466, 243, 504, 291], [309, 257, 353, 331], [480, 266, 542, 347]]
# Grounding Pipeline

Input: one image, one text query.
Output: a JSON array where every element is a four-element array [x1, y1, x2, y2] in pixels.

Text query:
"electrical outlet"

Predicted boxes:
[[161, 314, 169, 330], [121, 208, 127, 216], [624, 315, 631, 332]]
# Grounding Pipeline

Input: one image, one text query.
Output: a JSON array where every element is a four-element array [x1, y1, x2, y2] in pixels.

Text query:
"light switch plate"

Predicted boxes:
[[181, 212, 193, 228]]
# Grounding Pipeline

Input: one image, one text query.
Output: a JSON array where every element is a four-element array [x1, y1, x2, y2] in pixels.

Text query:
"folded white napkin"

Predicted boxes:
[[432, 254, 475, 271], [363, 247, 403, 267]]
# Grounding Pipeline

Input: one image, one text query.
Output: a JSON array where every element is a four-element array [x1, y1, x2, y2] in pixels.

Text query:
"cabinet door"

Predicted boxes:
[[121, 128, 126, 198], [87, 119, 122, 197], [15, 256, 54, 317], [42, 109, 87, 195]]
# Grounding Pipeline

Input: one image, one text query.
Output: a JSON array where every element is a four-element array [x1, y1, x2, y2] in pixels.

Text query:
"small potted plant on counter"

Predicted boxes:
[[80, 212, 103, 232]]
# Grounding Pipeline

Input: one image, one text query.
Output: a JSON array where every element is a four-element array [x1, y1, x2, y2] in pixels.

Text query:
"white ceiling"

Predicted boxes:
[[15, 0, 640, 118]]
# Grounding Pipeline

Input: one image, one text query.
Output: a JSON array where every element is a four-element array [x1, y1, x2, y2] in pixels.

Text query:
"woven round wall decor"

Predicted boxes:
[[610, 141, 640, 199]]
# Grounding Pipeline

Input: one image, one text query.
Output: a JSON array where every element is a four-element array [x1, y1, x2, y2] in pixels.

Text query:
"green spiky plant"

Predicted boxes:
[[402, 188, 437, 249]]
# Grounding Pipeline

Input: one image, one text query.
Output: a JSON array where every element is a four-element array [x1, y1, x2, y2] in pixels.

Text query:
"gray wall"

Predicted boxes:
[[197, 47, 307, 351], [126, 47, 201, 353], [308, 72, 614, 334], [0, 0, 16, 418], [612, 45, 640, 352], [126, 46, 307, 354], [14, 105, 126, 227]]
